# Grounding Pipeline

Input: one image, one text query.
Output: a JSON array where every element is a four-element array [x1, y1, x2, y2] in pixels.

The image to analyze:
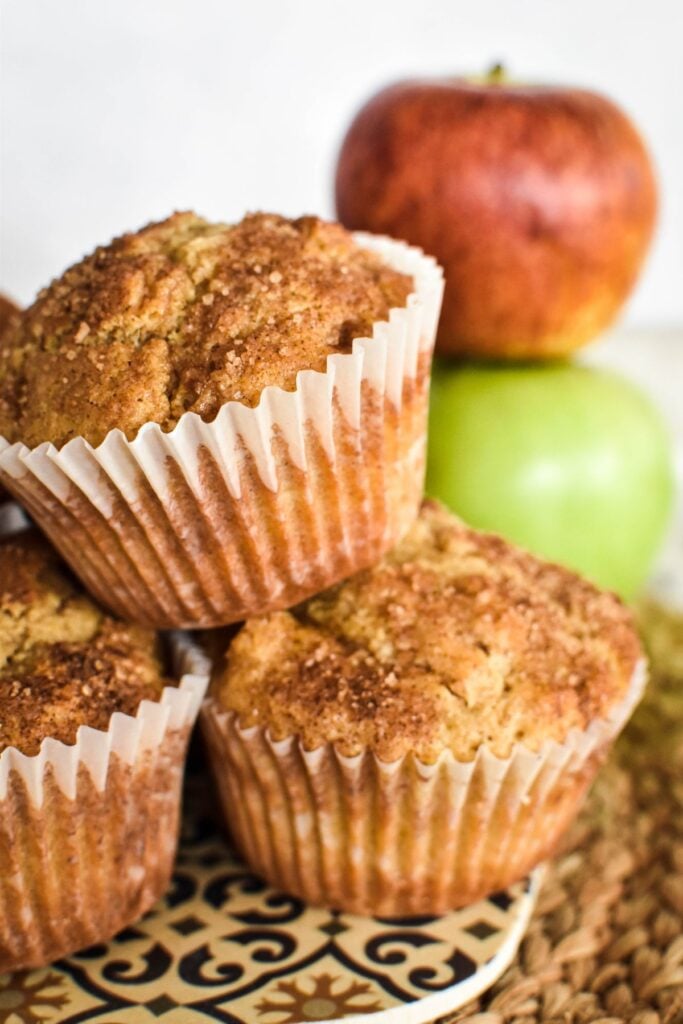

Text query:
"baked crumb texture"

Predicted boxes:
[[203, 501, 643, 915], [0, 546, 207, 968], [0, 531, 170, 754], [0, 294, 19, 503], [216, 500, 642, 763], [0, 294, 19, 343], [0, 227, 442, 629], [0, 212, 412, 449]]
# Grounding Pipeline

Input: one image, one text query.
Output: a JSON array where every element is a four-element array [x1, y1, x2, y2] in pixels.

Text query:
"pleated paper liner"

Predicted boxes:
[[200, 659, 646, 918], [0, 235, 444, 629], [2, 618, 676, 1023], [0, 642, 210, 973], [0, 771, 543, 1024]]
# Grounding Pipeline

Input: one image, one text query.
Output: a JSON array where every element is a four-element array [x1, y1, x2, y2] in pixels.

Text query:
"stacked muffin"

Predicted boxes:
[[0, 212, 439, 626], [0, 211, 644, 968], [0, 531, 207, 970], [203, 501, 643, 914]]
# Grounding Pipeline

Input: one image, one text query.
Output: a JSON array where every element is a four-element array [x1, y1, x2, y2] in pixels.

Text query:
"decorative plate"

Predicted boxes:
[[0, 771, 540, 1024]]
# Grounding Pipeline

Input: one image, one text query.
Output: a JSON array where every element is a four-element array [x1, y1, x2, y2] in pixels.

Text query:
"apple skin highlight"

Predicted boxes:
[[336, 76, 658, 359]]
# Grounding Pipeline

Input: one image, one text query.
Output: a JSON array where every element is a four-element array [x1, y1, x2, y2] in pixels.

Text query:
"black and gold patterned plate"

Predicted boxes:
[[0, 775, 540, 1024]]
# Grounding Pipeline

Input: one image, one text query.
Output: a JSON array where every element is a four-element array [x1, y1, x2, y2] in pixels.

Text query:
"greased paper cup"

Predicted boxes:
[[0, 640, 209, 973], [0, 236, 444, 629], [200, 660, 646, 917]]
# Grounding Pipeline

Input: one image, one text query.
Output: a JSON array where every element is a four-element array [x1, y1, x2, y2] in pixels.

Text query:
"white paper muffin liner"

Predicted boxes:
[[0, 640, 210, 972], [200, 659, 646, 917], [0, 235, 444, 629]]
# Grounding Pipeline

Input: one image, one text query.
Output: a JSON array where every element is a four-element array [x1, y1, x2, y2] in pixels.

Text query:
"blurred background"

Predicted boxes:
[[1, 0, 682, 322], [1, 0, 682, 600]]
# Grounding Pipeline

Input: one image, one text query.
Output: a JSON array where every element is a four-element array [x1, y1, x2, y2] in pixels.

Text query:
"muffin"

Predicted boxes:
[[0, 293, 19, 505], [0, 292, 19, 340], [201, 500, 645, 916], [0, 213, 443, 628], [0, 532, 207, 971]]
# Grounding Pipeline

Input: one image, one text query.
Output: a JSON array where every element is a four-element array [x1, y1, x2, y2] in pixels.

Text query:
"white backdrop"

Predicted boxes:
[[1, 0, 682, 326]]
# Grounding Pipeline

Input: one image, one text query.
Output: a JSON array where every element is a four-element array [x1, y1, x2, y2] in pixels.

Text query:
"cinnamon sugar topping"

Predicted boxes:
[[0, 533, 171, 754], [214, 501, 642, 762], [0, 212, 413, 448]]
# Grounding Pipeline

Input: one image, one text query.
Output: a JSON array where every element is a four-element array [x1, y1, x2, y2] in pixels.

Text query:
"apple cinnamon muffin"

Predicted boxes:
[[0, 294, 19, 505], [202, 500, 645, 915], [0, 213, 443, 628], [0, 532, 207, 971], [0, 532, 169, 753], [0, 213, 412, 448], [0, 293, 19, 342]]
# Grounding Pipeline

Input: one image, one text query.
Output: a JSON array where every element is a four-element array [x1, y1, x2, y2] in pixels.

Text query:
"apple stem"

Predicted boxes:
[[487, 62, 507, 84]]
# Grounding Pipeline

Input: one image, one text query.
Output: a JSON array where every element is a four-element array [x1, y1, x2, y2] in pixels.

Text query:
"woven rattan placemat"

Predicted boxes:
[[441, 602, 683, 1024]]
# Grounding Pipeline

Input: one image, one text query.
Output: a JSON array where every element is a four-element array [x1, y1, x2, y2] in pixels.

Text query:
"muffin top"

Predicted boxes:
[[0, 212, 413, 449], [0, 532, 171, 755], [214, 501, 642, 762], [0, 296, 19, 500], [0, 294, 19, 340]]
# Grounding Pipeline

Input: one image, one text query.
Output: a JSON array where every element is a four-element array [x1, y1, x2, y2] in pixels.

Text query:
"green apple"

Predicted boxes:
[[426, 360, 675, 598]]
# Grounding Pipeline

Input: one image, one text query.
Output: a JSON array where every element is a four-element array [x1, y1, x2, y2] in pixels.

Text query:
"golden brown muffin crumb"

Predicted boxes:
[[0, 294, 19, 341], [0, 213, 413, 448], [0, 533, 171, 754], [0, 294, 19, 502], [215, 501, 642, 762]]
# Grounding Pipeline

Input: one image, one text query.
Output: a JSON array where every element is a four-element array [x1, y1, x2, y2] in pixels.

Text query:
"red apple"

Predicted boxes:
[[335, 68, 658, 358]]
